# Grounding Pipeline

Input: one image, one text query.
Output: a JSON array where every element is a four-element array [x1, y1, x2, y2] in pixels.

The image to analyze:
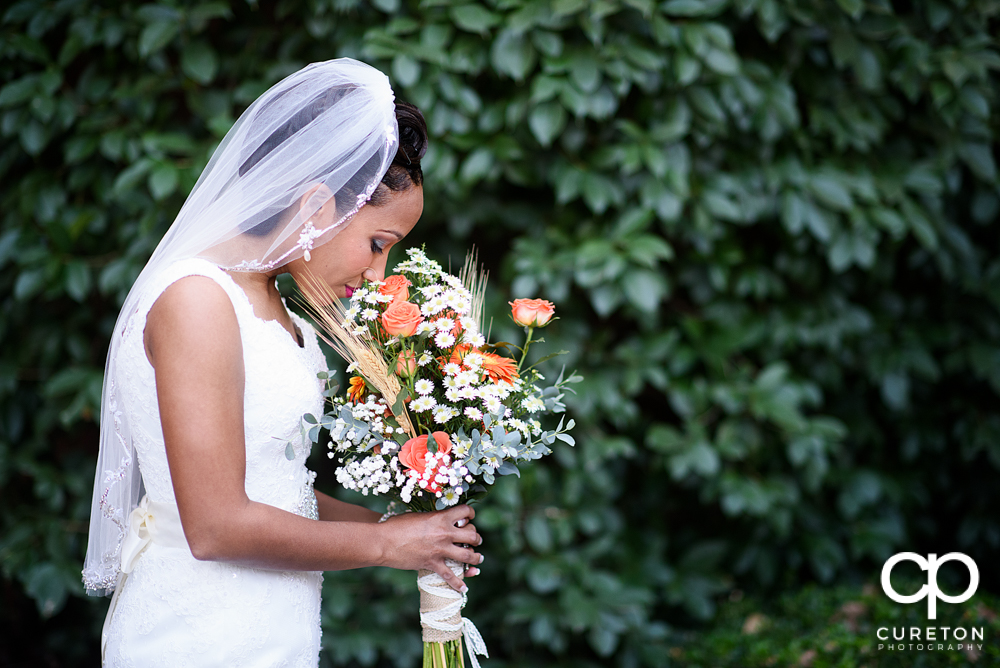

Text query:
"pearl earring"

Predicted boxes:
[[304, 250, 311, 262]]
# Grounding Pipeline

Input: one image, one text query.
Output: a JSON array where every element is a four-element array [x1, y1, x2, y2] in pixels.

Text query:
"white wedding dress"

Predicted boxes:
[[103, 258, 329, 667]]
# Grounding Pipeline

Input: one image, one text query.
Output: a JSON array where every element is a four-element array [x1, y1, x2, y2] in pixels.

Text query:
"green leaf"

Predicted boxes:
[[570, 54, 601, 93], [138, 20, 179, 57], [674, 51, 701, 85], [524, 513, 553, 552], [450, 5, 500, 33], [0, 74, 38, 107], [459, 147, 494, 183], [661, 0, 727, 17], [702, 190, 743, 221], [622, 269, 666, 313], [491, 30, 536, 81], [959, 142, 997, 183], [391, 54, 421, 88], [808, 175, 853, 212], [14, 268, 46, 300], [528, 102, 566, 147], [552, 0, 587, 16], [114, 158, 153, 194], [64, 261, 91, 302], [24, 563, 69, 618], [703, 48, 739, 75], [19, 121, 47, 156], [148, 163, 178, 200], [836, 0, 863, 19], [181, 42, 218, 84], [588, 625, 619, 656]]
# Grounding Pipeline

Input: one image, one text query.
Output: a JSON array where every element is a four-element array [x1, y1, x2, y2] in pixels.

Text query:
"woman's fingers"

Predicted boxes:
[[465, 566, 480, 578], [448, 544, 482, 567], [435, 562, 467, 593], [452, 525, 480, 546], [446, 504, 475, 525]]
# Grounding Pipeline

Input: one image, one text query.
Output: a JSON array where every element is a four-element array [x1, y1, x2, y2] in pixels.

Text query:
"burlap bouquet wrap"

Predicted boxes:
[[418, 559, 466, 643]]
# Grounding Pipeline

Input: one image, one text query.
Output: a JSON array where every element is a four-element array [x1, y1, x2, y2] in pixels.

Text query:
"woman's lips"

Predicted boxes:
[[345, 285, 354, 298]]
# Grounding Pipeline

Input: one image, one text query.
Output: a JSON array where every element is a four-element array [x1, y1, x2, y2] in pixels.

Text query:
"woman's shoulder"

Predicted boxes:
[[143, 263, 244, 370], [136, 259, 250, 320]]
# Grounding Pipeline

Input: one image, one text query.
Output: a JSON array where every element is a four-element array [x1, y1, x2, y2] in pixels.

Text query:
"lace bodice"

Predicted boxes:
[[117, 258, 327, 513]]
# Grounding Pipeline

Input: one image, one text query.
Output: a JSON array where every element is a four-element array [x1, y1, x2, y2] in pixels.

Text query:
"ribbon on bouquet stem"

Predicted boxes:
[[417, 559, 489, 668]]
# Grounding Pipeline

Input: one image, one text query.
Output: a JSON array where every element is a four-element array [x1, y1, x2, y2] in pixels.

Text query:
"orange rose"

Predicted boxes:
[[509, 298, 555, 327], [396, 350, 417, 377], [378, 275, 411, 305], [381, 301, 423, 337], [398, 432, 453, 474], [481, 352, 519, 383]]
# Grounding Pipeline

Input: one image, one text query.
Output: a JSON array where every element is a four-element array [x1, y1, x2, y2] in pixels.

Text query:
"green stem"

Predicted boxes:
[[517, 326, 535, 372]]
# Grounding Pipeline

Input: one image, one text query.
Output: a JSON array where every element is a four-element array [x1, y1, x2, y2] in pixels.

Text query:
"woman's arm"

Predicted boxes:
[[145, 277, 481, 592], [315, 490, 380, 523]]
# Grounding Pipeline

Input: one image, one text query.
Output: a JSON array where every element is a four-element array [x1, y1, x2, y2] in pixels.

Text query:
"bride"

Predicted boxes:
[[83, 59, 484, 667]]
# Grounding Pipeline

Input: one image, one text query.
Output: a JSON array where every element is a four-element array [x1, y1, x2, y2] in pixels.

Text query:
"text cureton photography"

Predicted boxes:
[[876, 552, 987, 655]]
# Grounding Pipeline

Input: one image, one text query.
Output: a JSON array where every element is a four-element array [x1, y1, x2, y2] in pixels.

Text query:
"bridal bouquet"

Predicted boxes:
[[298, 248, 579, 668]]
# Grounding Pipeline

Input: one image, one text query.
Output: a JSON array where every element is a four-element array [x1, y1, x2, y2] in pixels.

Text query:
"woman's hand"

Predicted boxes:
[[378, 505, 483, 592]]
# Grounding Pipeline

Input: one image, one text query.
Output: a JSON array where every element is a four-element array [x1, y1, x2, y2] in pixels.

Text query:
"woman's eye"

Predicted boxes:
[[370, 238, 386, 254]]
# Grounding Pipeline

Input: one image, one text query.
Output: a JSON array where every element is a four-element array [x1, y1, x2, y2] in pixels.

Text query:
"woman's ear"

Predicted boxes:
[[298, 183, 335, 223]]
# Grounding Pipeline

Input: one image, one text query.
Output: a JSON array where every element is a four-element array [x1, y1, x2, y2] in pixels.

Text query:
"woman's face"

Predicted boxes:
[[285, 184, 423, 298]]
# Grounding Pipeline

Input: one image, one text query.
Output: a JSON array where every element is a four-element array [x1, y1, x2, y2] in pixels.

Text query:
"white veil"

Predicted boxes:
[[83, 58, 399, 595]]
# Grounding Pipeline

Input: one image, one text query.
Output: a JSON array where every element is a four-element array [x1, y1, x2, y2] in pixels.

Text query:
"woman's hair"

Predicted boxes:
[[241, 98, 426, 236], [369, 100, 427, 206]]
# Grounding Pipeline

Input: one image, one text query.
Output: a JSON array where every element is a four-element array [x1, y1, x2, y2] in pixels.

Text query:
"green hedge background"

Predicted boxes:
[[2, 0, 999, 665]]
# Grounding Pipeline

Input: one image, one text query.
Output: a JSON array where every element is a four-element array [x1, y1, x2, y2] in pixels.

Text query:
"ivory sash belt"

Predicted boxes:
[[101, 495, 190, 664]]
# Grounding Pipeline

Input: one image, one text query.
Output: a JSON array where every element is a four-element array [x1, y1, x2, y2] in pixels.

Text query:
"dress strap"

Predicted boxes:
[[125, 258, 256, 342]]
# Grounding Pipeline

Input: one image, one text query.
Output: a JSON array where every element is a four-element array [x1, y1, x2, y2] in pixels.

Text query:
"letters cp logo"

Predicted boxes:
[[881, 552, 979, 619]]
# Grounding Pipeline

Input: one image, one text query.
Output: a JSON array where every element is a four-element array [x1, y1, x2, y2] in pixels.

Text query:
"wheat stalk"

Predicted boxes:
[[458, 248, 488, 336], [295, 268, 417, 439]]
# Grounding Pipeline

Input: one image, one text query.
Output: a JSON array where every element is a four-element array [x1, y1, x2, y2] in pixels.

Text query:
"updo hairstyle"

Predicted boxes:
[[368, 100, 427, 206]]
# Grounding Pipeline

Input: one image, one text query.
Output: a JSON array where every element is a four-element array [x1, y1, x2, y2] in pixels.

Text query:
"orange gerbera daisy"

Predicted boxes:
[[481, 352, 519, 384], [447, 343, 473, 367], [347, 376, 366, 403]]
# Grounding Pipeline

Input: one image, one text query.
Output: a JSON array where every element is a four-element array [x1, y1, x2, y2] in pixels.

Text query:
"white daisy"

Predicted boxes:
[[464, 407, 483, 420], [411, 396, 437, 412], [522, 396, 545, 412], [434, 332, 456, 348], [433, 406, 458, 424], [415, 379, 434, 395]]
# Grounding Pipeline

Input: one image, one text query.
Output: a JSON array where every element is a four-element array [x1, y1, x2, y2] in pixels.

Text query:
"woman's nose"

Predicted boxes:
[[362, 267, 380, 282]]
